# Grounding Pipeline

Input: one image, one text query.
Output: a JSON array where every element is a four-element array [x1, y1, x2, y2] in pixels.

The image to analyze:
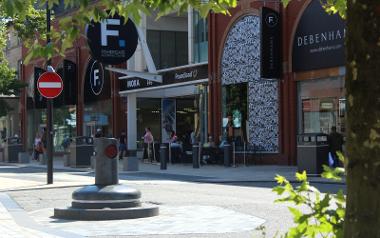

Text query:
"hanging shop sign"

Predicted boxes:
[[261, 7, 281, 79], [86, 13, 138, 65], [63, 60, 77, 105], [292, 0, 345, 72], [34, 67, 46, 109], [120, 63, 208, 91], [90, 60, 105, 96], [84, 59, 110, 103]]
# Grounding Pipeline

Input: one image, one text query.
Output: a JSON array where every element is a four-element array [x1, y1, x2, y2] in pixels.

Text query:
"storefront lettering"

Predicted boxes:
[[127, 79, 140, 88], [297, 29, 345, 47], [174, 70, 198, 80]]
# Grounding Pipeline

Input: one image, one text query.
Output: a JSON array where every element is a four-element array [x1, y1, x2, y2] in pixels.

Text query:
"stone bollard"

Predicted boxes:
[[123, 152, 139, 171], [90, 155, 96, 169], [224, 143, 232, 167], [160, 144, 168, 170], [94, 137, 118, 185], [63, 154, 70, 167], [192, 144, 200, 168], [18, 152, 30, 163], [40, 153, 47, 165], [54, 136, 159, 220]]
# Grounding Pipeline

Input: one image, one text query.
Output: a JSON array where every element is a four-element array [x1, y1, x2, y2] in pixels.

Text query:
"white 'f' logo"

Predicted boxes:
[[93, 69, 99, 86], [101, 19, 120, 46]]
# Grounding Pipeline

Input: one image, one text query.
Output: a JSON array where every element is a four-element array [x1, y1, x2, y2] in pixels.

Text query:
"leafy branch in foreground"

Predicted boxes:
[[273, 165, 346, 238]]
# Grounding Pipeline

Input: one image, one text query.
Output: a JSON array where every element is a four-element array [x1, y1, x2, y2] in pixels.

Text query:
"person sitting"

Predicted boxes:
[[169, 130, 182, 163], [202, 136, 220, 164]]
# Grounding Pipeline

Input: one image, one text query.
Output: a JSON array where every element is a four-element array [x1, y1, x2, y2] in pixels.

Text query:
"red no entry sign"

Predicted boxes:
[[37, 72, 63, 99]]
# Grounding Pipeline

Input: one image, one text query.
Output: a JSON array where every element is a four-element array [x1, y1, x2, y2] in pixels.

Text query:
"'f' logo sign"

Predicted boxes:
[[101, 19, 120, 46]]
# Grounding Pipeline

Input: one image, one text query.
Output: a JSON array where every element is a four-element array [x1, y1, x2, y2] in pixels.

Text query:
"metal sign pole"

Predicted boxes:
[[46, 1, 53, 184]]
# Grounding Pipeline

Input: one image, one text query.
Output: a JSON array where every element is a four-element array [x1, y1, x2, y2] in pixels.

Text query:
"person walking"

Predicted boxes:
[[118, 130, 127, 160], [33, 132, 43, 161], [143, 127, 154, 162], [328, 126, 344, 167]]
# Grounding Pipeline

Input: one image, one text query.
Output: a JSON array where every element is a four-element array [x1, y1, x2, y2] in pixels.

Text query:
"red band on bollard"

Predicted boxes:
[[104, 144, 118, 159]]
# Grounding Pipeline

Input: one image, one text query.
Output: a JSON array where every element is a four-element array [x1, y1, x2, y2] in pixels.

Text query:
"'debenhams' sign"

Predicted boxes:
[[120, 63, 208, 91], [292, 0, 346, 72]]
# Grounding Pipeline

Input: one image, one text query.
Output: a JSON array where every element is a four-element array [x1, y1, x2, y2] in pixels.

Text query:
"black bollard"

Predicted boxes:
[[160, 144, 168, 170], [192, 144, 200, 168], [224, 143, 232, 167]]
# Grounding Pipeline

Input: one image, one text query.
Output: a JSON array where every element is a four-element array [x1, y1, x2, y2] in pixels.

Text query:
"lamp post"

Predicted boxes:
[[46, 1, 53, 184]]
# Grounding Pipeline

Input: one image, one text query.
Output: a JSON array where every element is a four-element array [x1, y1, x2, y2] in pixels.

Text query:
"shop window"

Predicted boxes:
[[137, 98, 161, 147], [193, 11, 208, 63], [147, 30, 188, 69], [84, 100, 112, 138], [27, 105, 77, 152], [298, 77, 345, 134], [176, 98, 198, 145], [222, 83, 248, 144]]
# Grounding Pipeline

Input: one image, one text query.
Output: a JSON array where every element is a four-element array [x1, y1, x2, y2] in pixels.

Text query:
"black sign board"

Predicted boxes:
[[34, 67, 46, 109], [84, 59, 110, 103], [120, 63, 208, 91], [86, 13, 138, 65], [261, 7, 281, 78], [63, 60, 77, 105], [34, 61, 77, 108], [292, 0, 345, 72]]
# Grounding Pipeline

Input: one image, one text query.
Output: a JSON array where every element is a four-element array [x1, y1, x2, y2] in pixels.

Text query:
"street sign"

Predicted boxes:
[[37, 72, 64, 99]]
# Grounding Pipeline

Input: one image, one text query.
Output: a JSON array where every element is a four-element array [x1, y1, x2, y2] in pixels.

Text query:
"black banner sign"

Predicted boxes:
[[120, 63, 208, 91], [86, 13, 138, 65], [63, 60, 77, 105], [34, 67, 46, 109], [292, 0, 345, 72], [261, 7, 281, 79]]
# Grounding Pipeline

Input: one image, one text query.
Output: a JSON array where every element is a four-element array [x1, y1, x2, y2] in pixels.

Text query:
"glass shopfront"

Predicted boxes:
[[136, 96, 202, 146], [137, 98, 161, 146], [221, 83, 248, 144], [83, 100, 112, 137], [27, 105, 76, 152], [297, 76, 345, 134]]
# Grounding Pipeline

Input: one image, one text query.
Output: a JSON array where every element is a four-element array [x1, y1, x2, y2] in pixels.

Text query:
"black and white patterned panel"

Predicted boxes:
[[221, 15, 260, 85], [248, 81, 279, 152], [220, 15, 279, 153]]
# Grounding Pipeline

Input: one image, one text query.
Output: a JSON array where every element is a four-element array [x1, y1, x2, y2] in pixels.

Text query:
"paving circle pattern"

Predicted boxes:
[[30, 205, 266, 236]]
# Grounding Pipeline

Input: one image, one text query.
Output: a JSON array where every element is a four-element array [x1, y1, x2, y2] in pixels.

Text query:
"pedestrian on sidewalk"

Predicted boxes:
[[33, 132, 43, 161], [328, 126, 344, 167], [143, 127, 154, 162], [119, 130, 127, 160]]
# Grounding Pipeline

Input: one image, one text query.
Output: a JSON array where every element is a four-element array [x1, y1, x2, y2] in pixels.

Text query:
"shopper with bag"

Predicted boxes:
[[33, 132, 43, 161]]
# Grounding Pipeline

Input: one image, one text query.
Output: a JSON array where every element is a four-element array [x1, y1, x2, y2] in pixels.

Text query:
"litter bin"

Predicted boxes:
[[297, 133, 329, 174], [69, 136, 94, 167], [4, 137, 22, 163]]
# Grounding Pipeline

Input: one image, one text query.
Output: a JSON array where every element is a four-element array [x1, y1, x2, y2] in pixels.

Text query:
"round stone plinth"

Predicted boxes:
[[72, 184, 141, 201], [54, 205, 159, 220], [54, 184, 159, 220]]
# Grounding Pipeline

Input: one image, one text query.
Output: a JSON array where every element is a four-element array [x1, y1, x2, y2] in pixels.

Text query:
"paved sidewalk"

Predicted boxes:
[[0, 159, 345, 238], [8, 156, 344, 184]]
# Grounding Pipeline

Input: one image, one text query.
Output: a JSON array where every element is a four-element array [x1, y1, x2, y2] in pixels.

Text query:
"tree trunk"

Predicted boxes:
[[344, 0, 380, 237]]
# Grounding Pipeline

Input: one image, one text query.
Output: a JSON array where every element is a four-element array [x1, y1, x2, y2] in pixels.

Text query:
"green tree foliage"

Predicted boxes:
[[0, 0, 237, 63], [273, 165, 346, 238], [0, 22, 26, 116]]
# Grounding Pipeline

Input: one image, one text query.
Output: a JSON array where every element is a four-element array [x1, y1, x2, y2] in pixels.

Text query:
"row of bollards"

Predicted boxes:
[[159, 143, 233, 170]]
